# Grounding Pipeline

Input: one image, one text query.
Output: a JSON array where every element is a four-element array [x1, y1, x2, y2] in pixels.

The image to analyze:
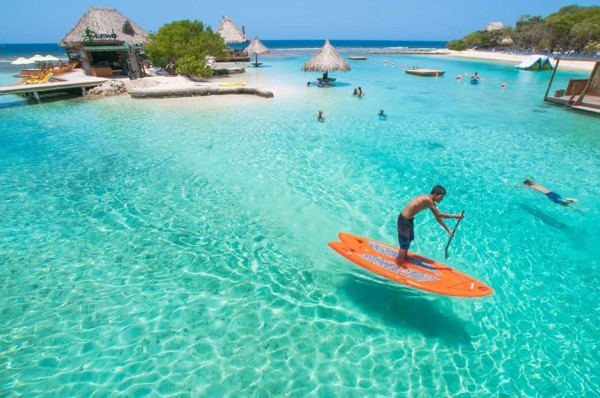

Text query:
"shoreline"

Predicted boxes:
[[126, 49, 595, 95], [3, 48, 595, 104], [442, 49, 595, 72]]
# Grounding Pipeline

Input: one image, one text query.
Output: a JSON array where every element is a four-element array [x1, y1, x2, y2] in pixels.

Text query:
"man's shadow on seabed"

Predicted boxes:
[[342, 275, 475, 347]]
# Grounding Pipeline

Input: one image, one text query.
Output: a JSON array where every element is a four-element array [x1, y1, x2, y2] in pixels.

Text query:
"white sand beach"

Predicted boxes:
[[445, 49, 595, 72]]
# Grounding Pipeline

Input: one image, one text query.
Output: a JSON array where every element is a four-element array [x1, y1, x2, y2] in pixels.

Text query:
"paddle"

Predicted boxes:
[[445, 210, 465, 259]]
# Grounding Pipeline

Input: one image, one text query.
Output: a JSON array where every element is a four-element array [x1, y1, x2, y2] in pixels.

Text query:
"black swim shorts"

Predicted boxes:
[[397, 214, 415, 250]]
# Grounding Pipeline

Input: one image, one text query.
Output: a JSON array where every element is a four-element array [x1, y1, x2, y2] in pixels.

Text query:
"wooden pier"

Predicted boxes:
[[543, 57, 600, 116], [0, 73, 108, 103]]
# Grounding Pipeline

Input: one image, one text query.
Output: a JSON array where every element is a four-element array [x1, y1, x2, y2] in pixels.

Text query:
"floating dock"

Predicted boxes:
[[405, 69, 445, 77], [348, 56, 368, 60]]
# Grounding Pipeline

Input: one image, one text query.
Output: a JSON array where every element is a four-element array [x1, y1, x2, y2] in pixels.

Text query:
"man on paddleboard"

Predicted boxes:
[[395, 185, 464, 268]]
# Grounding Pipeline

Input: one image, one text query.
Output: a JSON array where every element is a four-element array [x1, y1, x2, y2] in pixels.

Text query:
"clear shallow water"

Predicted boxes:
[[1, 48, 599, 397]]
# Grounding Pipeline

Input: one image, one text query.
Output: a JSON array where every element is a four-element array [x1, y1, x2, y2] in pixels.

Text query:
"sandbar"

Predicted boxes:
[[444, 49, 594, 72]]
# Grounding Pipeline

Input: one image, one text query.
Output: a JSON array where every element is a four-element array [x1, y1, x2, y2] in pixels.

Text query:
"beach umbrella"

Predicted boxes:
[[28, 54, 46, 62], [243, 36, 269, 66], [11, 57, 33, 65], [216, 16, 248, 44], [41, 55, 60, 66], [42, 55, 60, 62], [303, 39, 350, 82]]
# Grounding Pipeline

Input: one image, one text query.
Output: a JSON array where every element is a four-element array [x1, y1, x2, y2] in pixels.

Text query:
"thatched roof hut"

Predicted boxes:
[[303, 39, 350, 82], [244, 36, 269, 66], [216, 16, 248, 44], [60, 7, 148, 47], [244, 36, 269, 55], [59, 7, 148, 79], [484, 22, 504, 32]]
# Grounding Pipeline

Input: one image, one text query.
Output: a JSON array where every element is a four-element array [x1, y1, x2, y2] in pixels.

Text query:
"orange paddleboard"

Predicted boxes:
[[329, 232, 493, 298]]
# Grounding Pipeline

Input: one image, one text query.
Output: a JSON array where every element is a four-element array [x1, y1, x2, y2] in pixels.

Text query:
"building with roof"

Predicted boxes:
[[60, 7, 148, 79], [484, 22, 504, 31]]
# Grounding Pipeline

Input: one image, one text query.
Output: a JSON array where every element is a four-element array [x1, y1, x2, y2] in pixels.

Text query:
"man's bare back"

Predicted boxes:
[[401, 194, 436, 219]]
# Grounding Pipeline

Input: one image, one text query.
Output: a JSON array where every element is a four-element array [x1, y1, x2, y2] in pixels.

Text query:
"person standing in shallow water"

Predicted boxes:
[[395, 185, 464, 268]]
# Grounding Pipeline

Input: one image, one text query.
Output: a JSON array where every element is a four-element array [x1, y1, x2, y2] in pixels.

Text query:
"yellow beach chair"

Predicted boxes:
[[22, 72, 53, 85]]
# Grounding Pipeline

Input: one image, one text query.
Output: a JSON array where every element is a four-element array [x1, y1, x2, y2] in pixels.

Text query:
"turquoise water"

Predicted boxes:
[[1, 50, 599, 397]]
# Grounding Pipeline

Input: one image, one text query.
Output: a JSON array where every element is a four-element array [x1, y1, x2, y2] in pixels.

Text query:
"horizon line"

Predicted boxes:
[[0, 38, 450, 45]]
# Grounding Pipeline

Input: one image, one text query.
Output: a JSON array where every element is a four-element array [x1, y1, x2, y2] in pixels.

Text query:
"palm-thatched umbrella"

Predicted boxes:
[[216, 16, 248, 45], [303, 39, 350, 83], [243, 36, 269, 66]]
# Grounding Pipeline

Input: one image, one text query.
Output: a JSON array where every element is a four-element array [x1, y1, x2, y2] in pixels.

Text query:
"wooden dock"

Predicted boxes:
[[543, 57, 600, 117], [545, 93, 600, 115], [405, 68, 445, 77], [0, 73, 108, 103]]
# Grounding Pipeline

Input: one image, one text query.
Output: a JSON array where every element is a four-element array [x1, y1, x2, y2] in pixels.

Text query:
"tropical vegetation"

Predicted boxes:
[[447, 5, 600, 54], [145, 20, 228, 77]]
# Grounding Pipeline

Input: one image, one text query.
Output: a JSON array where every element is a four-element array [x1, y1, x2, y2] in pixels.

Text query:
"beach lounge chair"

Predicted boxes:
[[22, 72, 53, 84]]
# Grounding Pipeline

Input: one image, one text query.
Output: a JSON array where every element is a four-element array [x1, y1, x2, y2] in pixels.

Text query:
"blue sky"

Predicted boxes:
[[1, 1, 598, 43]]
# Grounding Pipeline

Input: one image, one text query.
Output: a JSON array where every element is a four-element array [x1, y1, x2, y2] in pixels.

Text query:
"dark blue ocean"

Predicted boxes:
[[0, 40, 446, 69], [263, 39, 446, 50]]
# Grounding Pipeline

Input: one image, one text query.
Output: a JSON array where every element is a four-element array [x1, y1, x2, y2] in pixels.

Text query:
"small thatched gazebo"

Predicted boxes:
[[60, 7, 148, 78], [215, 16, 250, 61], [243, 36, 269, 67], [303, 39, 350, 84], [216, 16, 248, 45]]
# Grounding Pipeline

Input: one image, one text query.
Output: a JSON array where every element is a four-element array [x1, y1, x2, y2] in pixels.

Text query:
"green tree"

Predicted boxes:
[[145, 20, 228, 77], [514, 15, 549, 50], [546, 5, 600, 52], [462, 31, 488, 49], [570, 17, 600, 52], [447, 40, 466, 51], [489, 27, 514, 47], [447, 5, 600, 54]]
